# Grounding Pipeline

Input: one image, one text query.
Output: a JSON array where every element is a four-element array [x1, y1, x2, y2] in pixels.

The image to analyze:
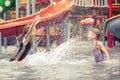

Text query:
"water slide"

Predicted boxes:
[[105, 15, 120, 39], [0, 0, 74, 37]]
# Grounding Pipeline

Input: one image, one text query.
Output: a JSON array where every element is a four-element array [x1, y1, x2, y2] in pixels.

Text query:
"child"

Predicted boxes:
[[87, 28, 110, 63], [9, 16, 40, 61], [9, 25, 30, 61]]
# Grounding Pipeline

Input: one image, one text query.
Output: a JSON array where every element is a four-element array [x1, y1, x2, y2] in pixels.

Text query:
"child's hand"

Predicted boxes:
[[16, 37, 18, 40], [15, 57, 18, 61], [34, 16, 40, 24], [35, 16, 40, 25]]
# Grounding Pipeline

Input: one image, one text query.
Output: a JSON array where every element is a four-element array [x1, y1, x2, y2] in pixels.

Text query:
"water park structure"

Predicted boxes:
[[0, 0, 74, 54], [0, 0, 120, 54], [0, 0, 120, 80], [70, 0, 120, 48]]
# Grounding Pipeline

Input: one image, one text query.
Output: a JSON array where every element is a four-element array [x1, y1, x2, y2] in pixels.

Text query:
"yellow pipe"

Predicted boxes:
[[21, 0, 27, 4]]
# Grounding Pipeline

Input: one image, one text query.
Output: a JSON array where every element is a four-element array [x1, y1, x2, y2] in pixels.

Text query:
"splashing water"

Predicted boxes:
[[23, 38, 120, 67], [25, 39, 87, 66], [0, 38, 120, 80]]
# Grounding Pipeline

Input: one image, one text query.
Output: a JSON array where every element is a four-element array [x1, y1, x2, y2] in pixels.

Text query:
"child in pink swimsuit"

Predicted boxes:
[[88, 28, 110, 62]]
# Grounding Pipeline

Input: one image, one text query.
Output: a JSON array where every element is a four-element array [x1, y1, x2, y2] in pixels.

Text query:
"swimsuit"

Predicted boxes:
[[9, 34, 31, 61], [92, 42, 105, 62]]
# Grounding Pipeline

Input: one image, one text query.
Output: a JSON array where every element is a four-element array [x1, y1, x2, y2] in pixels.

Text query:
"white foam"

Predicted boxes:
[[104, 59, 120, 65], [24, 39, 80, 66]]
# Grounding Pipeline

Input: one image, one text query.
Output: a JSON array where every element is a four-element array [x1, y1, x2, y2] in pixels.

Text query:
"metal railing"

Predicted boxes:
[[75, 0, 108, 7]]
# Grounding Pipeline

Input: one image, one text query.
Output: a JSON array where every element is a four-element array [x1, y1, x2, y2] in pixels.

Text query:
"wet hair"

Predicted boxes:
[[89, 28, 100, 40], [23, 24, 30, 35]]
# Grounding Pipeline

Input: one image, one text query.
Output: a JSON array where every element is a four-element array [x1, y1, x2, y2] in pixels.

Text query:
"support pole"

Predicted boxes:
[[3, 13, 7, 49], [3, 13, 7, 20], [65, 17, 70, 40], [102, 18, 106, 45], [46, 26, 50, 51], [32, 0, 36, 14], [98, 0, 100, 7], [79, 0, 82, 6], [15, 0, 20, 18], [94, 0, 96, 7], [67, 20, 70, 40], [61, 17, 70, 42], [101, 0, 103, 7], [61, 23, 66, 42], [93, 0, 97, 28], [56, 24, 62, 45], [0, 32, 2, 54], [3, 37, 7, 49], [108, 0, 113, 48], [16, 0, 20, 46], [26, 0, 31, 15], [32, 35, 36, 53], [105, 0, 108, 7], [31, 0, 36, 53]]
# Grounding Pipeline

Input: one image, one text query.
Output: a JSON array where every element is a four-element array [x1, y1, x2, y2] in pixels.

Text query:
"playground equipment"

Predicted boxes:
[[0, 0, 74, 54], [69, 0, 108, 41], [0, 0, 74, 36], [75, 0, 108, 7], [72, 0, 120, 48], [105, 15, 120, 39]]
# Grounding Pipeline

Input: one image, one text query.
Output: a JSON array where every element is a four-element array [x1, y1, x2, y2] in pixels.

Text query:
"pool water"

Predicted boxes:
[[0, 39, 120, 80]]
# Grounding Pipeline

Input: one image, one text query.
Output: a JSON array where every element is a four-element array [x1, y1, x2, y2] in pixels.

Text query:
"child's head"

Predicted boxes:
[[88, 28, 100, 40], [23, 24, 30, 35]]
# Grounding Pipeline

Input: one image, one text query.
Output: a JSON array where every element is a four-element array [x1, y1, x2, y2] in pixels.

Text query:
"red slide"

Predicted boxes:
[[0, 0, 74, 37]]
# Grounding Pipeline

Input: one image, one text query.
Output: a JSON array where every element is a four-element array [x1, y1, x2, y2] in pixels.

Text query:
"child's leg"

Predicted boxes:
[[16, 45, 26, 61], [9, 43, 23, 61], [17, 42, 31, 61]]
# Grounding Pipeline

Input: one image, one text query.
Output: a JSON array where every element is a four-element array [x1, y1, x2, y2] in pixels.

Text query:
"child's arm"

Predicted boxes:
[[97, 41, 110, 61], [24, 16, 40, 39], [22, 16, 40, 46]]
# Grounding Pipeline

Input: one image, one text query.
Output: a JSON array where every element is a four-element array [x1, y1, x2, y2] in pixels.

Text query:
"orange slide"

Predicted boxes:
[[0, 0, 74, 37]]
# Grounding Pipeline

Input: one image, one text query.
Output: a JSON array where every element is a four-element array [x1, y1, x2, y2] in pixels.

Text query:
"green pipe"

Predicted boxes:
[[0, 0, 15, 16]]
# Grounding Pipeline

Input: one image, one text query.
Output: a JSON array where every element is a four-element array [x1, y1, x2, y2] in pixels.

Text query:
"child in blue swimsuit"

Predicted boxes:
[[88, 28, 110, 62]]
